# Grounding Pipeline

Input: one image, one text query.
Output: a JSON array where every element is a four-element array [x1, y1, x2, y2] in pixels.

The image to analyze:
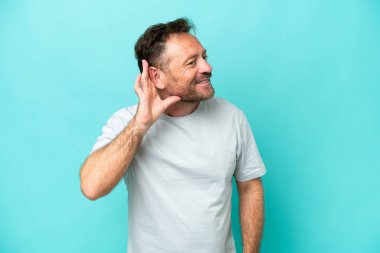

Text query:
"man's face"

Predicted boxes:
[[157, 33, 214, 101]]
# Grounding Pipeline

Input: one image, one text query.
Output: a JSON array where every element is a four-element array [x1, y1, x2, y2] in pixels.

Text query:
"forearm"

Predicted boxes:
[[239, 182, 264, 253], [80, 117, 147, 200]]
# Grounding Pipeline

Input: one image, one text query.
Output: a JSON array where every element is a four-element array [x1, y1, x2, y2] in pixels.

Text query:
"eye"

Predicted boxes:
[[203, 55, 208, 60], [187, 60, 196, 66]]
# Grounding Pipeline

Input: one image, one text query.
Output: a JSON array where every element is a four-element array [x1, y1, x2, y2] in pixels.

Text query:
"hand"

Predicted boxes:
[[133, 59, 181, 130]]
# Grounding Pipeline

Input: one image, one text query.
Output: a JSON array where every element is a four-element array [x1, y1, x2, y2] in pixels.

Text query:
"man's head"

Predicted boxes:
[[134, 18, 214, 102]]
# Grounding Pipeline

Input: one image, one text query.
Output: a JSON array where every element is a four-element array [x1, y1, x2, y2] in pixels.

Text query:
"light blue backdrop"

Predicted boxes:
[[1, 0, 379, 252]]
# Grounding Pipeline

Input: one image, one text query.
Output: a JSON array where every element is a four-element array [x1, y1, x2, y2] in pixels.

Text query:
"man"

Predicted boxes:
[[80, 18, 266, 253]]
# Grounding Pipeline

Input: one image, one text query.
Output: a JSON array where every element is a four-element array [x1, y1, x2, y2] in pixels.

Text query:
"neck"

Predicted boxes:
[[164, 100, 200, 117]]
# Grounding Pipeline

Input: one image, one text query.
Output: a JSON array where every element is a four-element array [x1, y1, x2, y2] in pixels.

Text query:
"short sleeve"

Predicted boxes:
[[233, 111, 266, 182], [89, 107, 135, 154]]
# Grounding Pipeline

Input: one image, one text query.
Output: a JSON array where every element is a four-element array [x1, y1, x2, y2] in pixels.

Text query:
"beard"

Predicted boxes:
[[179, 82, 215, 101], [167, 73, 215, 102]]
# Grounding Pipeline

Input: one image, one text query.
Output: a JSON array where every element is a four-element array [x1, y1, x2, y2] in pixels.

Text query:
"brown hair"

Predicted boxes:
[[134, 18, 195, 73]]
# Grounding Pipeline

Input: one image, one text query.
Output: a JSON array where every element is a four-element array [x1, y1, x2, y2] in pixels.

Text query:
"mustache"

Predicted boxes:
[[195, 73, 212, 83]]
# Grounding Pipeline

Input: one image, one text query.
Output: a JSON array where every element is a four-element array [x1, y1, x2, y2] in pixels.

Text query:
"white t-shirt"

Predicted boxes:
[[91, 97, 266, 253]]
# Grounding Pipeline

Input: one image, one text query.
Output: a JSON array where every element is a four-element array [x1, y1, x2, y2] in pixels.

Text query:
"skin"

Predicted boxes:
[[236, 178, 265, 253], [80, 32, 213, 200], [79, 61, 180, 200], [148, 32, 214, 116], [80, 32, 264, 252]]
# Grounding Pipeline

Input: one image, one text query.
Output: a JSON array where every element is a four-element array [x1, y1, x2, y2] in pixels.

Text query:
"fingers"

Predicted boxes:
[[134, 74, 142, 96], [140, 59, 155, 92], [135, 59, 159, 101], [134, 59, 149, 94], [141, 59, 149, 89], [141, 59, 149, 81]]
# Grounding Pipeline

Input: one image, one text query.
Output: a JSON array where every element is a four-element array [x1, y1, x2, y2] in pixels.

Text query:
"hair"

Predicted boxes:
[[134, 18, 195, 73]]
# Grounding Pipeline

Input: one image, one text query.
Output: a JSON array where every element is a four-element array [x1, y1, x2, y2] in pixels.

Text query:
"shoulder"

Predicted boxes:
[[107, 104, 138, 124]]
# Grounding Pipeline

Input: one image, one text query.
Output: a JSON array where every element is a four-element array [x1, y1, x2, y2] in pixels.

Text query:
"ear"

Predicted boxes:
[[148, 66, 165, 89]]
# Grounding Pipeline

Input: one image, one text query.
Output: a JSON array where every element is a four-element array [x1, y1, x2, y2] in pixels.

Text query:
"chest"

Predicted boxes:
[[133, 118, 238, 183]]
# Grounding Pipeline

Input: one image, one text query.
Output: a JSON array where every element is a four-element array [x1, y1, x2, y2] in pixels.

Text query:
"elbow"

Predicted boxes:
[[80, 180, 102, 201], [82, 189, 99, 201], [80, 163, 102, 201]]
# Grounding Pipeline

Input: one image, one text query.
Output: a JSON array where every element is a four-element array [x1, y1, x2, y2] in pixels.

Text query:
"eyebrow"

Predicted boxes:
[[182, 49, 207, 64]]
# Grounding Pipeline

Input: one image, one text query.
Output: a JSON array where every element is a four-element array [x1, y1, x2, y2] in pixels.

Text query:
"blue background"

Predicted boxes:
[[1, 0, 379, 252]]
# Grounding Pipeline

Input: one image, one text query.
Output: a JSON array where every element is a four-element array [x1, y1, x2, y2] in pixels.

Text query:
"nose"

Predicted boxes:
[[199, 58, 212, 74]]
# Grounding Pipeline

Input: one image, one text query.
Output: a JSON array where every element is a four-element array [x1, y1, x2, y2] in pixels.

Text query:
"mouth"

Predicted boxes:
[[195, 79, 210, 85]]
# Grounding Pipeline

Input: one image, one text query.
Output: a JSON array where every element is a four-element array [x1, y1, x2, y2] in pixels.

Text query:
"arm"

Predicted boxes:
[[236, 177, 264, 253], [80, 60, 180, 200], [80, 117, 147, 200]]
